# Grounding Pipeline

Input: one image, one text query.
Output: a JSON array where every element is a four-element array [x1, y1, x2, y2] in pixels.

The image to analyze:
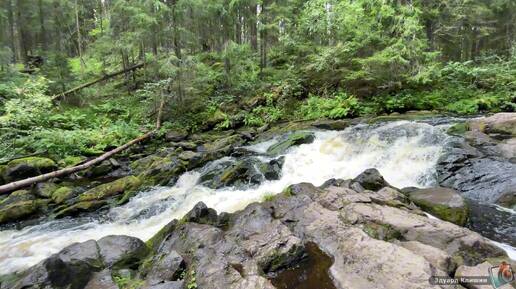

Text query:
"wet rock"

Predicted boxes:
[[311, 119, 350, 130], [437, 138, 516, 203], [12, 240, 103, 289], [0, 190, 48, 224], [84, 159, 120, 178], [54, 200, 108, 218], [138, 155, 188, 186], [184, 202, 219, 225], [51, 186, 75, 204], [78, 176, 142, 203], [178, 151, 203, 170], [143, 281, 184, 289], [407, 187, 469, 226], [2, 157, 57, 182], [496, 190, 516, 210], [469, 113, 516, 136], [199, 159, 263, 189], [165, 130, 188, 142], [258, 156, 284, 180], [84, 269, 118, 289], [266, 131, 315, 156], [145, 250, 184, 285], [353, 168, 390, 191], [97, 235, 149, 269], [33, 182, 59, 198]]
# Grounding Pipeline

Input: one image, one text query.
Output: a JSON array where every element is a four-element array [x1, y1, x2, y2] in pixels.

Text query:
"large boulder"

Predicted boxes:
[[53, 176, 142, 218], [469, 113, 516, 136], [78, 176, 142, 203], [266, 131, 315, 156], [0, 190, 48, 224], [353, 168, 390, 191], [8, 236, 150, 289], [199, 157, 284, 189], [407, 187, 469, 226], [11, 240, 103, 289], [144, 250, 184, 286], [2, 157, 57, 182], [97, 235, 149, 269]]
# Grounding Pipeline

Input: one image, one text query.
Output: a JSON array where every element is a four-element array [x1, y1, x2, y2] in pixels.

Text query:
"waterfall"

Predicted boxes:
[[0, 120, 512, 275]]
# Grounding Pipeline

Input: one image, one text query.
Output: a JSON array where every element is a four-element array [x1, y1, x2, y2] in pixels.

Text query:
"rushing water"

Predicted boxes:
[[0, 120, 513, 275]]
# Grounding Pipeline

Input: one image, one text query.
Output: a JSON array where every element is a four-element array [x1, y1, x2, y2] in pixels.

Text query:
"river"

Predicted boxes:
[[0, 119, 514, 275]]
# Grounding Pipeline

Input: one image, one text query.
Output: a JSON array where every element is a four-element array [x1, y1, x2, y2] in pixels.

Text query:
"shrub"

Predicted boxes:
[[297, 92, 359, 120]]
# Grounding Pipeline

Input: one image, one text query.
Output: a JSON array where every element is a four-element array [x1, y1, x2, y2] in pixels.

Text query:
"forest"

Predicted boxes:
[[0, 0, 515, 162]]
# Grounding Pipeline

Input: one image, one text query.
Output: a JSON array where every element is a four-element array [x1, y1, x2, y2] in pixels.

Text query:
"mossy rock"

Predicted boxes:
[[51, 186, 74, 204], [0, 191, 49, 224], [138, 156, 188, 187], [130, 155, 164, 175], [495, 190, 515, 210], [58, 156, 86, 168], [0, 190, 34, 206], [0, 165, 6, 185], [408, 187, 468, 226], [79, 176, 142, 202], [146, 219, 178, 252], [203, 134, 245, 153], [54, 200, 108, 218], [3, 157, 57, 182], [204, 109, 227, 129], [447, 123, 469, 136], [34, 182, 59, 198], [362, 222, 402, 241], [266, 132, 315, 156]]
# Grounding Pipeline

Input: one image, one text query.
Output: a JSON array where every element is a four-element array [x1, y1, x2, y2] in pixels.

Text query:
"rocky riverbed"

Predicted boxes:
[[0, 112, 515, 289]]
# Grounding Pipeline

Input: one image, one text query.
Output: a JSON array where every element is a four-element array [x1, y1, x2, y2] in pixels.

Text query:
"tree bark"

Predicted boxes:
[[52, 63, 144, 100], [7, 0, 16, 63], [75, 0, 85, 70]]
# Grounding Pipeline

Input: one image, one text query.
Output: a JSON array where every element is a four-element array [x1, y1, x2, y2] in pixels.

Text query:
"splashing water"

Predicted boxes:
[[0, 120, 471, 275]]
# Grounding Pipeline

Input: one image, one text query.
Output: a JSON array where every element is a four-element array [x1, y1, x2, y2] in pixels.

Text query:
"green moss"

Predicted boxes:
[[447, 123, 469, 135], [0, 200, 38, 224], [262, 193, 276, 202], [7, 157, 57, 170], [362, 222, 402, 241], [146, 220, 178, 252], [58, 156, 86, 168], [53, 200, 108, 218], [51, 186, 74, 204], [36, 182, 59, 198], [266, 132, 315, 156], [415, 200, 468, 226], [79, 176, 142, 202], [113, 275, 144, 289]]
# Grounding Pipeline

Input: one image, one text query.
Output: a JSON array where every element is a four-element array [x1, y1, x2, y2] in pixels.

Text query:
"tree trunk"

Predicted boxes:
[[75, 0, 85, 70], [38, 0, 47, 50], [7, 0, 16, 63]]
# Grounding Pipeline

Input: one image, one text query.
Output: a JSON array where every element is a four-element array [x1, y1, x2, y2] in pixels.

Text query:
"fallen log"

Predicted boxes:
[[0, 95, 166, 194], [52, 63, 145, 101]]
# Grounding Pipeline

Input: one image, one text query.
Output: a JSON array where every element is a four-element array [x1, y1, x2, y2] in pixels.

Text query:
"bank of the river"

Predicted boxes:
[[0, 112, 515, 289]]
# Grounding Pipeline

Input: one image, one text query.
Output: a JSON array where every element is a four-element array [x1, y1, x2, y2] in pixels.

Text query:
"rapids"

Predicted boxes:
[[0, 120, 514, 275]]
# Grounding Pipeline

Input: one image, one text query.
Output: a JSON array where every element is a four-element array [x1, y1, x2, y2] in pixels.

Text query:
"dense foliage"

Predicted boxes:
[[0, 0, 514, 161]]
